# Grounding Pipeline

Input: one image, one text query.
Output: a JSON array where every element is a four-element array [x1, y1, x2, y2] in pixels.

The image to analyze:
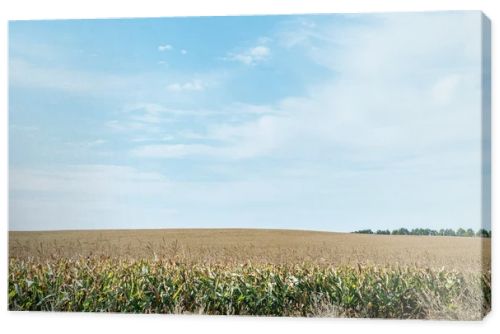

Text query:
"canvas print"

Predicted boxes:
[[8, 11, 491, 319]]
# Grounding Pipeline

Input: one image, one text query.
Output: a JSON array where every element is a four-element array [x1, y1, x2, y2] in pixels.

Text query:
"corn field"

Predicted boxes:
[[9, 257, 490, 319]]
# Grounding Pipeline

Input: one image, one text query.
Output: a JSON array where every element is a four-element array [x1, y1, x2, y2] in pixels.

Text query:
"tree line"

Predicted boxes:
[[352, 228, 491, 238]]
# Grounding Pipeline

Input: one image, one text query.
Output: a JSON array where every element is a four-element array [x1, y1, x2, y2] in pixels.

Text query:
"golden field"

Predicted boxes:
[[8, 229, 491, 319], [9, 228, 490, 270]]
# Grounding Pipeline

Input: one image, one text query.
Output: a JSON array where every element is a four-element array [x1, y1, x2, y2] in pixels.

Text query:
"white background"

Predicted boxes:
[[0, 1, 497, 333]]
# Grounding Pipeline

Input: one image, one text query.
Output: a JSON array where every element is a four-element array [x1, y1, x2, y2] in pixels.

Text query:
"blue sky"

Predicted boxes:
[[9, 12, 489, 231]]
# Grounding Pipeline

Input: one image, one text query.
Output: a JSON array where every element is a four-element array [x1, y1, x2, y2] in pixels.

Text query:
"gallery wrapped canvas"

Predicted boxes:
[[8, 11, 491, 319]]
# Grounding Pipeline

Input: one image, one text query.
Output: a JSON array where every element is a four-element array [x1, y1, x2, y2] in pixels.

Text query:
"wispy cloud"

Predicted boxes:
[[166, 79, 205, 92], [225, 45, 271, 65], [131, 144, 216, 158], [131, 135, 174, 143], [277, 18, 327, 49], [10, 165, 175, 230], [132, 13, 482, 165], [65, 139, 107, 149], [9, 13, 485, 232], [158, 44, 173, 52], [125, 103, 168, 124], [105, 103, 172, 134], [431, 74, 463, 105], [11, 165, 170, 193], [10, 58, 150, 96]]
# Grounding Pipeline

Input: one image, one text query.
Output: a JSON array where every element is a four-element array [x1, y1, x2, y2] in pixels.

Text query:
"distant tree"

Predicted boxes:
[[465, 228, 475, 237], [409, 228, 435, 236], [354, 227, 486, 237], [416, 228, 430, 236], [353, 229, 373, 234], [476, 229, 491, 238], [424, 229, 432, 236], [444, 229, 456, 237], [392, 228, 409, 236]]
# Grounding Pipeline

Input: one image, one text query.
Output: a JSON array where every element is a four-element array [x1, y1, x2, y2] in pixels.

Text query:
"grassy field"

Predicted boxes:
[[8, 229, 491, 319]]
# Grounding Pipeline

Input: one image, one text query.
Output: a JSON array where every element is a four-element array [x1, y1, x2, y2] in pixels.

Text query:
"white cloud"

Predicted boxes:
[[11, 165, 170, 194], [88, 139, 106, 146], [249, 46, 270, 57], [107, 102, 269, 137], [106, 119, 157, 132], [131, 144, 216, 158], [10, 165, 176, 230], [431, 74, 463, 105], [105, 103, 173, 134], [131, 135, 174, 143], [9, 58, 153, 97], [158, 44, 173, 52], [9, 13, 485, 232], [10, 54, 225, 101], [303, 13, 480, 80], [271, 14, 479, 156], [166, 79, 205, 92], [66, 139, 107, 149], [181, 49, 187, 55], [277, 18, 328, 49], [134, 12, 482, 165], [225, 45, 271, 65], [126, 104, 165, 124]]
